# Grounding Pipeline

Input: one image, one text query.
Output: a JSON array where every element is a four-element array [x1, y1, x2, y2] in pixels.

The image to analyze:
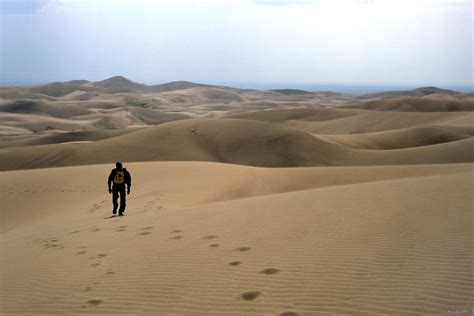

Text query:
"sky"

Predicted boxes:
[[0, 0, 472, 89]]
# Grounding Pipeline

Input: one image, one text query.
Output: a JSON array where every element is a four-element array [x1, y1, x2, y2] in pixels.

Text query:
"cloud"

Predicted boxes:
[[255, 0, 320, 5], [0, 0, 47, 15]]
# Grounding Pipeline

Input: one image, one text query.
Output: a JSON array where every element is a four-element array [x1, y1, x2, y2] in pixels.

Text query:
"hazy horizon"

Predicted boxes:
[[0, 76, 472, 95], [1, 0, 473, 89]]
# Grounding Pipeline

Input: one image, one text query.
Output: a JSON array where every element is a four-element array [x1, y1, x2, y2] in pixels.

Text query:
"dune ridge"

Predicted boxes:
[[0, 118, 473, 171]]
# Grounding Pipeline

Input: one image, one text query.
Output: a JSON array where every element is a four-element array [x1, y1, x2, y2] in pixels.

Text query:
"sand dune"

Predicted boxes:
[[323, 125, 474, 150], [0, 112, 94, 134], [228, 107, 474, 134], [228, 107, 365, 122], [346, 97, 474, 112], [0, 129, 136, 148], [1, 162, 472, 314], [0, 118, 472, 170], [0, 99, 92, 118], [0, 118, 347, 170], [284, 111, 474, 134], [1, 79, 473, 314]]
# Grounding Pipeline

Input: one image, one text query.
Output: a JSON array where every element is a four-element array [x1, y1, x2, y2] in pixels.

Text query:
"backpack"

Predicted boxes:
[[113, 169, 125, 185]]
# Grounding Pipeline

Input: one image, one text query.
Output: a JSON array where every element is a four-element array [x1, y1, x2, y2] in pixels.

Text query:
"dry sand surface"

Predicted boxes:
[[0, 78, 473, 315], [0, 162, 473, 315]]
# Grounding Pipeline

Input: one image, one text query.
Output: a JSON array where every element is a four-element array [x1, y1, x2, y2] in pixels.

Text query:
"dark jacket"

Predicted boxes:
[[108, 168, 131, 189]]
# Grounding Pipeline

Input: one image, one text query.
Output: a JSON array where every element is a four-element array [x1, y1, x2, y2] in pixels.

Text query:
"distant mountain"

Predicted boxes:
[[28, 82, 97, 97], [344, 97, 474, 112], [64, 80, 89, 85], [88, 76, 147, 92], [0, 78, 464, 102], [147, 80, 216, 93], [358, 87, 459, 99], [270, 89, 313, 95]]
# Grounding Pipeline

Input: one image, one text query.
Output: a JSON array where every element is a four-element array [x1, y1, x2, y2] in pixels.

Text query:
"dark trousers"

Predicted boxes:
[[112, 185, 126, 213]]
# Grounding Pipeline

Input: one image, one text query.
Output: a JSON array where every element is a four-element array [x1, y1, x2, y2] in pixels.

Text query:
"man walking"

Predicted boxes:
[[108, 161, 131, 216]]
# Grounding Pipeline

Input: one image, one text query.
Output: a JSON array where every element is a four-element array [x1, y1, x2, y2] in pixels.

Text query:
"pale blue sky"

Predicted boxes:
[[0, 0, 472, 89]]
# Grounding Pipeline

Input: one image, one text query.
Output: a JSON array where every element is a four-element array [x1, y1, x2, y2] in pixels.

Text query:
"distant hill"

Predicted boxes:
[[358, 87, 459, 99], [1, 77, 235, 96], [345, 97, 474, 112], [28, 82, 95, 97], [270, 89, 313, 95], [87, 76, 148, 93], [147, 80, 216, 93]]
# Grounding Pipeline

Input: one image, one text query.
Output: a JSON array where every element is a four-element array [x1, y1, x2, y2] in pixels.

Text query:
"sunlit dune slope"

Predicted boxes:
[[0, 162, 472, 315]]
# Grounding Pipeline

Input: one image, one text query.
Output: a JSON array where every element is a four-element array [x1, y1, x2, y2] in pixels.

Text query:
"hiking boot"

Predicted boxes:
[[118, 212, 124, 216], [113, 209, 117, 215]]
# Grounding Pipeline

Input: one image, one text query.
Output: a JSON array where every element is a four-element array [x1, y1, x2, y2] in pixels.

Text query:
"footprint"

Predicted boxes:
[[115, 228, 126, 232], [119, 226, 127, 229], [209, 243, 219, 248], [229, 261, 241, 266], [77, 250, 87, 255], [90, 263, 101, 268], [83, 286, 93, 292], [169, 235, 183, 240], [96, 254, 108, 258], [69, 230, 80, 235], [87, 299, 103, 306], [138, 232, 151, 236], [140, 226, 154, 231], [280, 312, 298, 316], [104, 271, 115, 276], [259, 268, 280, 275], [234, 247, 251, 252], [201, 235, 218, 240], [240, 291, 261, 301], [171, 230, 183, 234]]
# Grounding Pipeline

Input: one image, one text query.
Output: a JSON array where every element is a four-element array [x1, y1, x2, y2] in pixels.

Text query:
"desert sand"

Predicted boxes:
[[0, 78, 473, 315]]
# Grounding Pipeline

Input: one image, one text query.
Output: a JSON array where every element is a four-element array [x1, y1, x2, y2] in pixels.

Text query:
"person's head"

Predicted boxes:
[[116, 161, 123, 169]]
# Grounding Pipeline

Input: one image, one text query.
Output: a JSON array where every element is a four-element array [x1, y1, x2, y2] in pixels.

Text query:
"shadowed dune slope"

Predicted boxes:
[[227, 107, 474, 134], [0, 118, 473, 171], [0, 100, 92, 118], [323, 125, 474, 150], [0, 112, 94, 134], [228, 107, 365, 122], [0, 118, 348, 170], [284, 111, 474, 134], [346, 97, 474, 112], [0, 89, 58, 100], [0, 129, 138, 148], [0, 162, 472, 314]]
